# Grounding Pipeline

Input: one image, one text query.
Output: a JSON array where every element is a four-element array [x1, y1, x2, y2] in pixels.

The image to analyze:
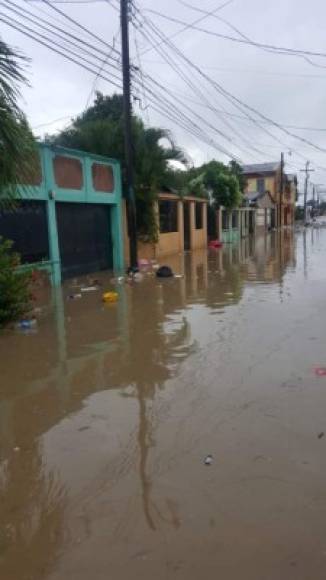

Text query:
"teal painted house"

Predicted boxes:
[[0, 144, 124, 285]]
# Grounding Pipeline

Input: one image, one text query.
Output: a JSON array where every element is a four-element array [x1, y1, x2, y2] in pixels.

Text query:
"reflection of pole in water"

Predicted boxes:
[[137, 390, 156, 530], [137, 387, 182, 532]]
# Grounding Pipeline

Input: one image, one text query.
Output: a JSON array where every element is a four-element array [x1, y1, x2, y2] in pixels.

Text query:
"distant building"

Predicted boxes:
[[242, 162, 297, 228]]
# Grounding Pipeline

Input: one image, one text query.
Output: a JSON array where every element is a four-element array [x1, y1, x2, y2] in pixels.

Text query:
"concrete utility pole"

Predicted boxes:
[[312, 184, 325, 215], [121, 0, 138, 268], [280, 152, 284, 228], [300, 161, 314, 224]]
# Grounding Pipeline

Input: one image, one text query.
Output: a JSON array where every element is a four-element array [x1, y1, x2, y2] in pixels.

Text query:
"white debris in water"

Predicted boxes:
[[204, 454, 213, 466], [81, 286, 98, 293]]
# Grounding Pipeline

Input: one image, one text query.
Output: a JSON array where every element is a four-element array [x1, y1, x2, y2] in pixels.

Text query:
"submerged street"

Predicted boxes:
[[1, 228, 326, 580]]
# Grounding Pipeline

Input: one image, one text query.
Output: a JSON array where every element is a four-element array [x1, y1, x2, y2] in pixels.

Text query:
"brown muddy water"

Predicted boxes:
[[1, 228, 326, 580]]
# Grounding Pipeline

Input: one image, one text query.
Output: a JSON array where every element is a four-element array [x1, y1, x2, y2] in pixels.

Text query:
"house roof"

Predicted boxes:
[[245, 191, 266, 202], [242, 162, 280, 175], [245, 190, 275, 206]]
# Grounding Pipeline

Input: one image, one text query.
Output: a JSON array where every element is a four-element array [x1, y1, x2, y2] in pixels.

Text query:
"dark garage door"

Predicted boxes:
[[56, 203, 112, 279]]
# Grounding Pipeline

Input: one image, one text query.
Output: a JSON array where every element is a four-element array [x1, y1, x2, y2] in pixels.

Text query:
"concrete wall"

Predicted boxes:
[[124, 195, 207, 266], [246, 175, 277, 197], [157, 200, 184, 256], [190, 201, 208, 250]]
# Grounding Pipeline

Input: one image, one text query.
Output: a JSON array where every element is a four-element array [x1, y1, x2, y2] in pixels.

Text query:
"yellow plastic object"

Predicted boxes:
[[102, 291, 119, 303]]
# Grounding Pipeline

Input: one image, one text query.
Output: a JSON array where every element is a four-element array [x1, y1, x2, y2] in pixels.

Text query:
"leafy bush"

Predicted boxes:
[[0, 237, 31, 327]]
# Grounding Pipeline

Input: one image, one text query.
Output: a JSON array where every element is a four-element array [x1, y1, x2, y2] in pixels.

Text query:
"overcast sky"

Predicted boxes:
[[2, 0, 326, 199]]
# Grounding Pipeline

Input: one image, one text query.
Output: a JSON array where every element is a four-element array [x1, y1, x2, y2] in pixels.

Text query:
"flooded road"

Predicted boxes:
[[1, 228, 326, 580]]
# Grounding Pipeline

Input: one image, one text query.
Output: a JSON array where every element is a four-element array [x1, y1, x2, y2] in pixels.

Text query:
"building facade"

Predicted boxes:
[[0, 144, 124, 285], [124, 193, 208, 262], [242, 162, 297, 228]]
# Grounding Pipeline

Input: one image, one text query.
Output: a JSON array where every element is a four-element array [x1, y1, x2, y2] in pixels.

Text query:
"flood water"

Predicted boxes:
[[1, 228, 326, 580]]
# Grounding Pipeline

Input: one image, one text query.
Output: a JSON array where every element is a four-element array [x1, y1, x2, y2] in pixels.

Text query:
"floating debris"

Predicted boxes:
[[16, 319, 37, 330], [204, 454, 213, 466], [68, 293, 82, 300], [81, 286, 99, 293], [318, 432, 325, 439], [156, 266, 174, 278], [315, 367, 326, 377], [102, 291, 119, 303]]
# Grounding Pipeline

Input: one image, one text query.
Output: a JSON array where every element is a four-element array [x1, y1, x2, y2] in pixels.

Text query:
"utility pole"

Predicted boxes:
[[280, 152, 284, 228], [120, 0, 138, 268], [312, 184, 325, 216], [300, 162, 314, 225]]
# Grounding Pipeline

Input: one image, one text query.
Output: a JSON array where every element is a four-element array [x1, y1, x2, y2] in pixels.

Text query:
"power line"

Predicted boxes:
[[146, 83, 326, 134], [146, 8, 326, 62], [132, 13, 270, 162], [33, 114, 73, 129], [40, 0, 121, 55], [0, 13, 123, 90], [139, 0, 234, 57], [142, 60, 326, 80], [27, 0, 107, 3], [175, 0, 326, 72], [134, 4, 326, 158], [133, 7, 296, 160], [136, 8, 326, 177], [84, 26, 120, 108], [0, 10, 123, 85], [2, 0, 121, 70], [0, 8, 240, 157], [132, 25, 149, 124]]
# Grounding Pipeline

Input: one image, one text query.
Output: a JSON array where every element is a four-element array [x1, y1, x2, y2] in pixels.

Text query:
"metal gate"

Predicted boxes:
[[56, 203, 112, 279], [0, 201, 49, 263]]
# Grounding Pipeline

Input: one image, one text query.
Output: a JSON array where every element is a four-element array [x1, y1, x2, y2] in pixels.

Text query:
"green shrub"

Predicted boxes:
[[0, 237, 31, 327]]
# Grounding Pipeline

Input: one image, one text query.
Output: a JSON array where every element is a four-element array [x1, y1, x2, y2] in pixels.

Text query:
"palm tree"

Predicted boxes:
[[50, 92, 188, 242], [0, 38, 36, 208]]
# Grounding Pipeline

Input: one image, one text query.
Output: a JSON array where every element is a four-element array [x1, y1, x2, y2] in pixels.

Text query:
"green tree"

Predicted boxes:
[[183, 172, 207, 199], [0, 39, 36, 207], [204, 161, 242, 209], [181, 160, 242, 209], [50, 92, 187, 242], [229, 160, 247, 193]]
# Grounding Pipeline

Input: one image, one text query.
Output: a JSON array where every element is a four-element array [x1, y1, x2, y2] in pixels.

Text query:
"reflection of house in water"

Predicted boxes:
[[238, 230, 295, 284], [0, 263, 200, 560], [0, 235, 298, 559]]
